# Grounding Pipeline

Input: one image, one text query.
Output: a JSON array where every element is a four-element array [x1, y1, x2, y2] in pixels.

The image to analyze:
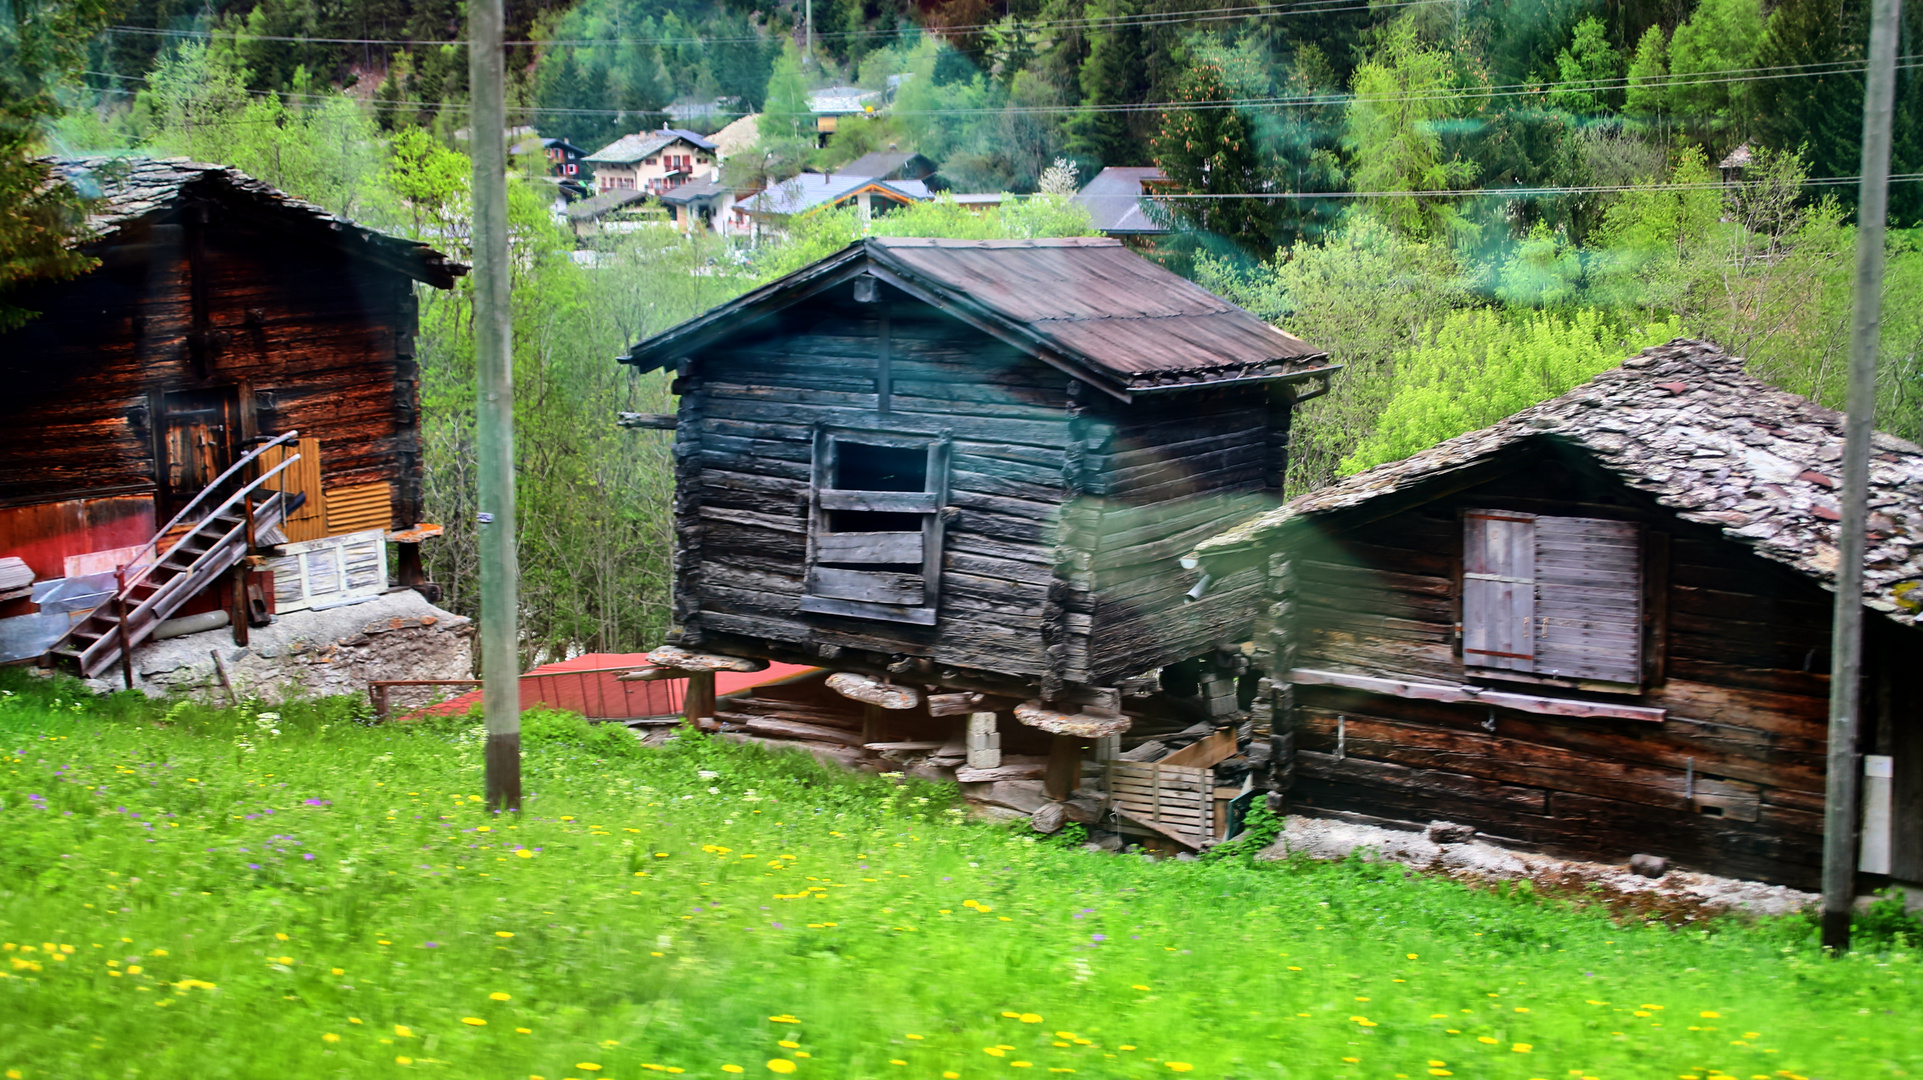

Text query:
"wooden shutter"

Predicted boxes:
[[1533, 516, 1642, 684], [800, 431, 948, 626], [1463, 511, 1537, 673]]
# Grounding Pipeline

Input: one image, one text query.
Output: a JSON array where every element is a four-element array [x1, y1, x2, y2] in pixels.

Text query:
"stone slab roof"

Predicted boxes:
[[52, 156, 463, 288], [1195, 339, 1923, 624]]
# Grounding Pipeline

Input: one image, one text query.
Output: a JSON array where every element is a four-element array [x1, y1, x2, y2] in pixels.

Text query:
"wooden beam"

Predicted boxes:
[[1044, 734, 1082, 801], [1288, 667, 1667, 724]]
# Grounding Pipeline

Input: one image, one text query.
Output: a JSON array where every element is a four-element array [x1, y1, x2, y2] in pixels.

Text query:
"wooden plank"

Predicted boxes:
[[804, 566, 925, 605], [814, 531, 923, 564], [1287, 667, 1667, 723], [1462, 509, 1535, 673], [817, 489, 940, 513]]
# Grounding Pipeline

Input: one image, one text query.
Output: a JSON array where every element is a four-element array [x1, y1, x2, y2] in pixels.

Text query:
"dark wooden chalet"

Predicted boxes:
[[1192, 340, 1923, 889], [620, 237, 1333, 785], [0, 158, 462, 670]]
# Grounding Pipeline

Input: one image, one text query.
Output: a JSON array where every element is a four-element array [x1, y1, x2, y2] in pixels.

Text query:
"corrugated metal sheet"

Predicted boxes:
[[325, 482, 392, 536], [621, 237, 1330, 395], [870, 238, 1324, 384]]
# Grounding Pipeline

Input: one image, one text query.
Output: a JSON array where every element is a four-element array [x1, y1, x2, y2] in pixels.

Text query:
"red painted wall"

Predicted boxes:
[[0, 496, 155, 581]]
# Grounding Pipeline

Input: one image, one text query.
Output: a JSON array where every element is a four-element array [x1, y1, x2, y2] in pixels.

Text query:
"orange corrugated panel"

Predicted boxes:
[[260, 438, 325, 542], [324, 482, 392, 536]]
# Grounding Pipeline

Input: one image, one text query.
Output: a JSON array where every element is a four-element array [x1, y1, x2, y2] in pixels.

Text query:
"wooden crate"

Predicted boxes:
[[1104, 729, 1249, 847]]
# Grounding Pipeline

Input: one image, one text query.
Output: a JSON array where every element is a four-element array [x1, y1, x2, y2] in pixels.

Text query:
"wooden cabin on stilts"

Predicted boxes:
[[619, 237, 1334, 845]]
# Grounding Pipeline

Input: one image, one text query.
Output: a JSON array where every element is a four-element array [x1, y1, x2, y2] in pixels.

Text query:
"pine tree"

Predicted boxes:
[[1151, 56, 1277, 258], [1623, 25, 1668, 126], [1070, 0, 1147, 166], [1548, 16, 1623, 118], [1750, 0, 1865, 195]]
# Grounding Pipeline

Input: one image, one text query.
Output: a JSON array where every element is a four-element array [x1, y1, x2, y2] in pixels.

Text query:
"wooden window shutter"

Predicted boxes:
[[800, 429, 948, 626], [1463, 511, 1537, 673], [1533, 516, 1642, 684]]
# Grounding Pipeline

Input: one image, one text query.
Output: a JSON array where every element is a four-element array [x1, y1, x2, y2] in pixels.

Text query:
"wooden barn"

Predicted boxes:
[[1191, 340, 1923, 889], [0, 158, 463, 673], [619, 237, 1334, 810]]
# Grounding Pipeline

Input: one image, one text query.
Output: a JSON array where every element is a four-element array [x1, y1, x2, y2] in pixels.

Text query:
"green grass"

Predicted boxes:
[[0, 672, 1918, 1080]]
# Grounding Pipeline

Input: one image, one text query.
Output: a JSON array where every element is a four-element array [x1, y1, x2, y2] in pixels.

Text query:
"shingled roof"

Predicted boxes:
[[621, 236, 1332, 398], [51, 157, 464, 288], [1195, 339, 1923, 624]]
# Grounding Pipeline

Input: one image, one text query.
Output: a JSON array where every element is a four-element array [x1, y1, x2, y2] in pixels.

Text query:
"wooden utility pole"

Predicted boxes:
[[471, 0, 521, 813], [1820, 0, 1903, 954]]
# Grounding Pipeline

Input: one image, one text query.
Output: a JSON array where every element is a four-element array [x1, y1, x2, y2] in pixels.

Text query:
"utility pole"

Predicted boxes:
[[1820, 0, 1902, 954], [470, 0, 521, 813], [804, 0, 813, 65]]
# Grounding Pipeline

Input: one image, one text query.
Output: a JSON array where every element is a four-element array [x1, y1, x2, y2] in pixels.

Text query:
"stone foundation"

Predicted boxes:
[[83, 589, 472, 704]]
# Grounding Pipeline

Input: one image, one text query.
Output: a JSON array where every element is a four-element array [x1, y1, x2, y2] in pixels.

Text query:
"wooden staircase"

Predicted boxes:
[[49, 432, 305, 680]]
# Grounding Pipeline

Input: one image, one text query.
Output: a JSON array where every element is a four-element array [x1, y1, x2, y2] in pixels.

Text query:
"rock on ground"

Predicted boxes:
[[84, 589, 472, 704], [1263, 813, 1817, 919]]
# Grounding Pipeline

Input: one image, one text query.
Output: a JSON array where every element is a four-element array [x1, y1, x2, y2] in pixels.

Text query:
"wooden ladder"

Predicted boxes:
[[49, 432, 305, 680]]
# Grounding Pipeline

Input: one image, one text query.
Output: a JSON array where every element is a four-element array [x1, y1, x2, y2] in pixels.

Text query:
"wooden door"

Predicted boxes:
[[159, 387, 242, 518]]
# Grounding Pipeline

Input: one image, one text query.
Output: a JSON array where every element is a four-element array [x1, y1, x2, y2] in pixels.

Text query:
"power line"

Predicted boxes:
[[100, 0, 1444, 50], [83, 52, 1922, 121]]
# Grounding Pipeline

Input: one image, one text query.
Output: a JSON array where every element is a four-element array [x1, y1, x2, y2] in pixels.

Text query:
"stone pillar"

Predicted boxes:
[[965, 710, 1001, 770]]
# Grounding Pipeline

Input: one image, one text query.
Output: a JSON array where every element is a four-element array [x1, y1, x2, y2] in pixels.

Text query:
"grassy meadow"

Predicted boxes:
[[0, 670, 1918, 1080]]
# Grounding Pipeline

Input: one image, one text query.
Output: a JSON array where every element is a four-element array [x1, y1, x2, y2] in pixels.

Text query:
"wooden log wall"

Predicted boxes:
[[1269, 449, 1875, 888], [0, 199, 425, 528], [1076, 387, 1281, 685], [676, 291, 1078, 683]]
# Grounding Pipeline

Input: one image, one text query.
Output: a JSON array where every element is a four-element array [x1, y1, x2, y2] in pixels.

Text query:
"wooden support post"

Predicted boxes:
[[863, 702, 884, 744], [229, 566, 249, 647], [114, 566, 133, 692], [472, 0, 520, 814], [685, 669, 717, 726], [1044, 734, 1080, 802], [1823, 0, 1902, 955]]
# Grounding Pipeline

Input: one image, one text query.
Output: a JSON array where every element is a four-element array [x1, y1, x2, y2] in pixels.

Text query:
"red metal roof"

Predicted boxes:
[[407, 652, 817, 721]]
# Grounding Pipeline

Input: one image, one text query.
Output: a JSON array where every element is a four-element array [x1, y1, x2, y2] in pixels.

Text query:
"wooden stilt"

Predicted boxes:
[[685, 669, 717, 726], [1044, 734, 1081, 802]]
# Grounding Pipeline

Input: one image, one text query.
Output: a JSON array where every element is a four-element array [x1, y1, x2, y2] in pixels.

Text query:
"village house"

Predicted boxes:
[[0, 158, 468, 691], [618, 236, 1333, 830], [583, 128, 720, 196], [1074, 167, 1171, 243], [730, 173, 933, 235], [539, 137, 590, 198], [1190, 340, 1923, 890]]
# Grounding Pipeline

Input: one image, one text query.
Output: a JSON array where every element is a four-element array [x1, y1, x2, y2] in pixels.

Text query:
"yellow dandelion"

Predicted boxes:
[[332, 967, 346, 975], [1119, 1046, 1136, 1052], [516, 1028, 532, 1034], [1168, 1065, 1194, 1073], [984, 1049, 1006, 1058], [1011, 1063, 1032, 1069], [276, 933, 289, 941], [395, 1026, 413, 1038], [1018, 1014, 1042, 1024], [906, 1034, 924, 1040], [322, 1034, 341, 1043], [1341, 1059, 1360, 1065], [1406, 953, 1419, 959], [766, 1062, 796, 1075], [1054, 1032, 1074, 1039], [722, 1068, 744, 1075], [1428, 1071, 1453, 1077], [495, 932, 515, 939], [461, 1018, 486, 1027], [943, 1074, 960, 1079], [1477, 1037, 1498, 1045], [576, 1066, 603, 1073], [396, 1057, 413, 1066], [490, 992, 511, 1001], [778, 1041, 800, 1050], [768, 1014, 800, 1024], [1511, 1043, 1532, 1053], [890, 1061, 907, 1066], [515, 850, 534, 859], [1131, 985, 1150, 991], [1700, 1011, 1722, 1019]]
